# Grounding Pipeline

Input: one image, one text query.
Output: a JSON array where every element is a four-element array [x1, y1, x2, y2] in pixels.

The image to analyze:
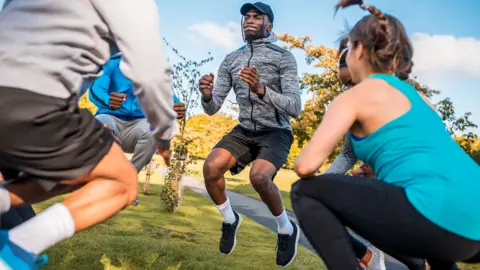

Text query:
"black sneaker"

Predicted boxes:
[[276, 220, 300, 267], [219, 211, 242, 255]]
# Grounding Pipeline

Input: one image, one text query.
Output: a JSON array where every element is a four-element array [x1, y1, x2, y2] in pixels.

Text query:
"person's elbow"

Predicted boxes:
[[291, 101, 302, 118], [201, 101, 218, 116], [294, 160, 317, 179], [288, 97, 302, 118]]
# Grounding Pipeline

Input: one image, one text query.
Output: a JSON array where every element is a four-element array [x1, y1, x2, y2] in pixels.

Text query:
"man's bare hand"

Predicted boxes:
[[109, 92, 126, 110], [351, 162, 374, 177], [199, 73, 214, 101], [239, 66, 264, 95], [174, 102, 186, 119]]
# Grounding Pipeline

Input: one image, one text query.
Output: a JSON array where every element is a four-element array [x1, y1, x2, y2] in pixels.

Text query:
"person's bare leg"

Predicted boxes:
[[6, 181, 80, 207], [204, 148, 243, 255], [203, 148, 236, 205], [4, 143, 138, 255], [249, 159, 284, 216], [250, 159, 294, 235], [250, 159, 298, 268]]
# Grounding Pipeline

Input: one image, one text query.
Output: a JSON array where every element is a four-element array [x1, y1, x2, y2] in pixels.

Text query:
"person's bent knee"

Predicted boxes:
[[203, 156, 227, 182], [250, 173, 272, 193]]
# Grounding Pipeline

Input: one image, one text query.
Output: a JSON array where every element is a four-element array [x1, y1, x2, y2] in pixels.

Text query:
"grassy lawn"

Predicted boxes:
[[33, 172, 325, 270], [188, 160, 301, 211]]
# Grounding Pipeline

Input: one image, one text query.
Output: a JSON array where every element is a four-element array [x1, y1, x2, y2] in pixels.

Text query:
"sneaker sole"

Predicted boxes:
[[277, 222, 300, 268], [222, 214, 243, 255]]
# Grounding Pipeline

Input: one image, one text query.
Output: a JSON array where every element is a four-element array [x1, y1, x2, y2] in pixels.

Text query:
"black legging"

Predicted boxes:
[[1, 205, 36, 229], [350, 224, 427, 269], [291, 174, 480, 270]]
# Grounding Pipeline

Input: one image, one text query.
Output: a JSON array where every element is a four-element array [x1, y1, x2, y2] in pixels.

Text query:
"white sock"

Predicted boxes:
[[0, 186, 11, 214], [9, 203, 75, 255], [275, 209, 293, 235], [216, 198, 236, 224]]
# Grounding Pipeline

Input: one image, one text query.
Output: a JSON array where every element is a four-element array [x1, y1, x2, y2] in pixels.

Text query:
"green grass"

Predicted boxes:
[[33, 173, 325, 270]]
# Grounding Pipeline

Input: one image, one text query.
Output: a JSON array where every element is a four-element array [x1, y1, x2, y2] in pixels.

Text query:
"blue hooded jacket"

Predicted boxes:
[[89, 53, 180, 121]]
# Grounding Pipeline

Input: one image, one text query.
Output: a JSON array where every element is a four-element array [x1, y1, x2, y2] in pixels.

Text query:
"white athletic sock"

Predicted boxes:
[[216, 198, 236, 224], [275, 209, 293, 235], [0, 186, 11, 214], [9, 203, 75, 255]]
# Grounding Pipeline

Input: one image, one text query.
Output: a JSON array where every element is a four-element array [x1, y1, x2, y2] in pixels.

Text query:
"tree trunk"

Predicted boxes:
[[143, 160, 153, 195]]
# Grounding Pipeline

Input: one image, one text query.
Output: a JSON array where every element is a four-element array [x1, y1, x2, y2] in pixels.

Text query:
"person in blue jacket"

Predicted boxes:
[[89, 53, 185, 205]]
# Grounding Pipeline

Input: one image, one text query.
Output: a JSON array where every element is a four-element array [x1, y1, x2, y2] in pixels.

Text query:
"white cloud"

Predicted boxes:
[[411, 33, 480, 78], [188, 21, 242, 51]]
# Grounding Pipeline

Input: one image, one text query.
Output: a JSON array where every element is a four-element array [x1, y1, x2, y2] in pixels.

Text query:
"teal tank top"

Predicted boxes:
[[350, 74, 480, 240]]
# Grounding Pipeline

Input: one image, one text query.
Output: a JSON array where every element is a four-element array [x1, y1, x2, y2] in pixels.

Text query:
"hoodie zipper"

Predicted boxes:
[[247, 41, 256, 131]]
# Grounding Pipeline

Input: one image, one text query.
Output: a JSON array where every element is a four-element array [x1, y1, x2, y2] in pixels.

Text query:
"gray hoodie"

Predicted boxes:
[[0, 0, 177, 147], [202, 33, 301, 131]]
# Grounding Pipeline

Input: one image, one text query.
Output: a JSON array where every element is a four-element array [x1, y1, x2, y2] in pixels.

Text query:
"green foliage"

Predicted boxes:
[[284, 138, 302, 170], [176, 114, 238, 158], [160, 39, 213, 212], [160, 141, 198, 212], [436, 97, 478, 155]]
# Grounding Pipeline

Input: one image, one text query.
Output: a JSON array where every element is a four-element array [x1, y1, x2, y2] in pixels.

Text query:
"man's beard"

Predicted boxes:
[[244, 29, 267, 41]]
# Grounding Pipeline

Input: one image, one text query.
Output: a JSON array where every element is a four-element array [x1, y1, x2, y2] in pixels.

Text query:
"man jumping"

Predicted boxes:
[[199, 2, 301, 267]]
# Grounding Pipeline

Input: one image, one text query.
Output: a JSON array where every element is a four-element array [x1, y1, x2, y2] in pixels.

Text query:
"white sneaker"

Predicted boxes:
[[366, 246, 386, 270], [132, 197, 140, 206]]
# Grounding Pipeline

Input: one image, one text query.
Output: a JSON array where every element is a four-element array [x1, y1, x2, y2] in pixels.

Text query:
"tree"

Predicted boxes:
[[160, 39, 214, 213], [436, 98, 478, 154], [277, 33, 478, 165], [178, 114, 238, 158]]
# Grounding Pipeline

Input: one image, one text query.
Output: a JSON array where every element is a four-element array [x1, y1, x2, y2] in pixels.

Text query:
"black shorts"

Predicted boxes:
[[0, 87, 114, 182], [214, 125, 293, 175]]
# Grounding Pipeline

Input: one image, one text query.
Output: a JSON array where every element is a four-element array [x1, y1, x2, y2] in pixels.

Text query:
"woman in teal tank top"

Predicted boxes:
[[291, 1, 480, 269]]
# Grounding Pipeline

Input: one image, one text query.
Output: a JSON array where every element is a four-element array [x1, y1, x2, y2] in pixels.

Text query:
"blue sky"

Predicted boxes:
[[1, 0, 479, 132]]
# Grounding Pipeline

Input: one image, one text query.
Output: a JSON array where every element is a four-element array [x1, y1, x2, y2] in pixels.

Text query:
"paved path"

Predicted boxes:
[[157, 168, 408, 269]]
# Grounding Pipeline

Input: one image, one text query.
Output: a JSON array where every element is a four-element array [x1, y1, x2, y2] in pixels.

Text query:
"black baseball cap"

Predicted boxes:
[[240, 2, 274, 23]]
